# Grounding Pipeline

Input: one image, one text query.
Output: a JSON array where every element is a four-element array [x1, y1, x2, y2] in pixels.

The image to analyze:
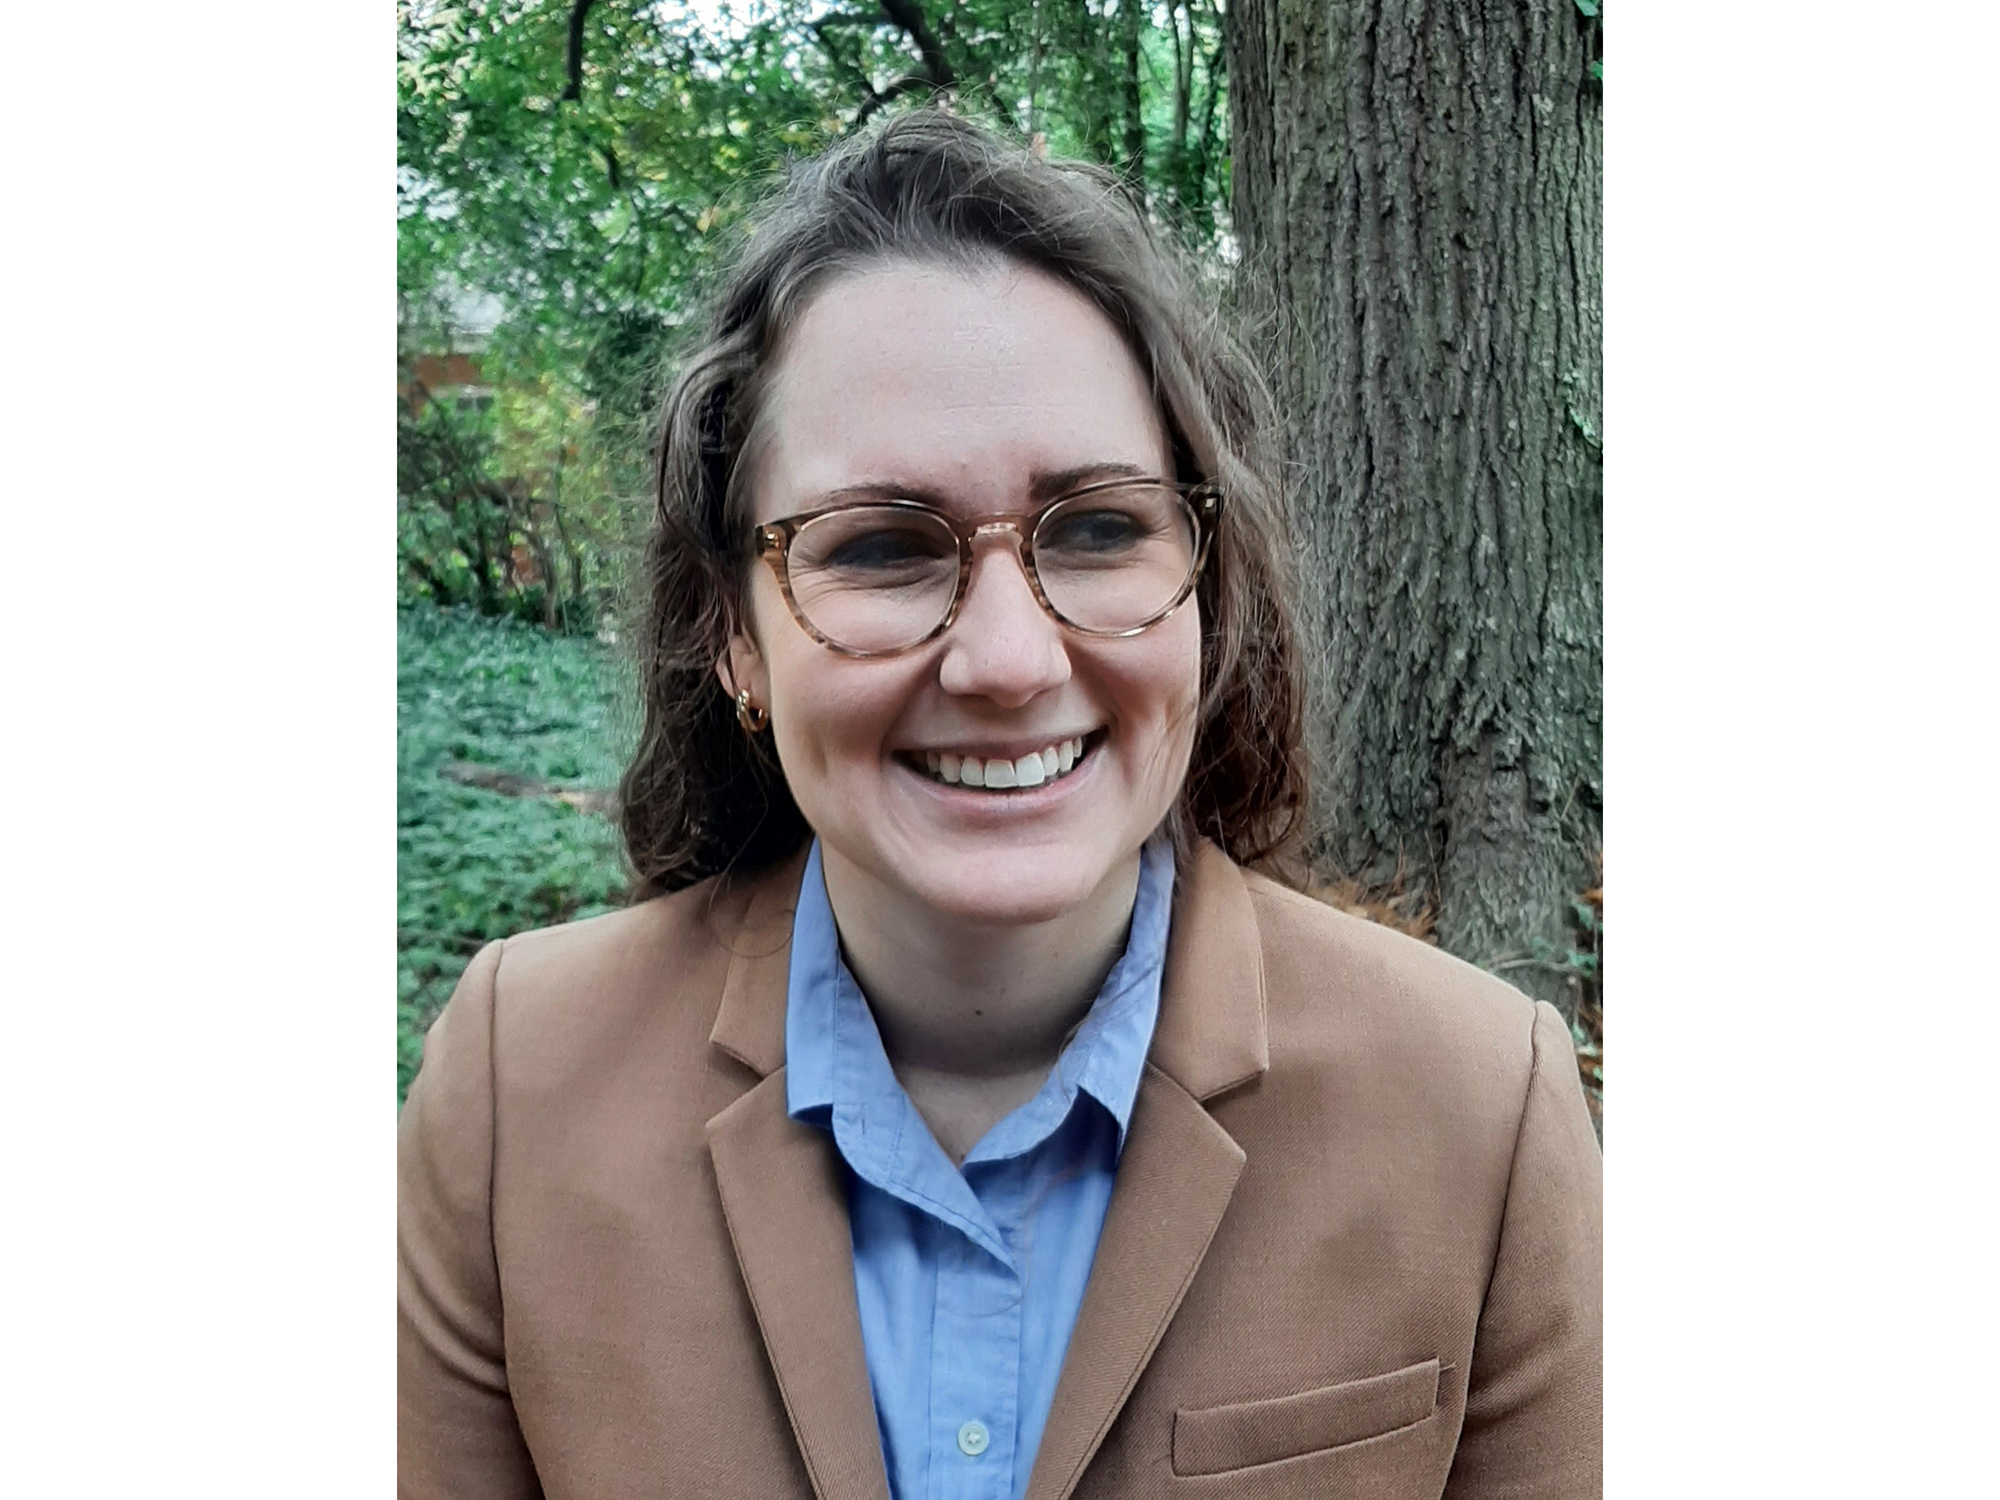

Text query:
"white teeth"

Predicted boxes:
[[919, 735, 1091, 790]]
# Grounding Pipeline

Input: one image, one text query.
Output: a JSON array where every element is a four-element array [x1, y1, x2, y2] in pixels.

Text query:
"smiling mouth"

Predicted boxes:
[[903, 733, 1098, 791]]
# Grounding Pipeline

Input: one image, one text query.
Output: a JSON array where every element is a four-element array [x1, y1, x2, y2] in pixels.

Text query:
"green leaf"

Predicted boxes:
[[1589, 59, 1604, 80], [1575, 0, 1599, 16], [399, 606, 632, 1103]]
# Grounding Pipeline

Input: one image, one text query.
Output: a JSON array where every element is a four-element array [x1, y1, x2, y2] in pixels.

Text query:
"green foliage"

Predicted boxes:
[[397, 373, 634, 631], [397, 0, 1234, 627], [398, 606, 633, 1101], [398, 395, 509, 617], [1576, 1, 1603, 86]]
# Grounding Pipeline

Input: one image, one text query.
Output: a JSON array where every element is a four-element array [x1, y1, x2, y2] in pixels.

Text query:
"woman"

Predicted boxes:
[[399, 110, 1600, 1500]]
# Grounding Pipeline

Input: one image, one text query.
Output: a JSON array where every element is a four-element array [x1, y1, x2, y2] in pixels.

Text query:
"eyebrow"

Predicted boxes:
[[807, 461, 1159, 513]]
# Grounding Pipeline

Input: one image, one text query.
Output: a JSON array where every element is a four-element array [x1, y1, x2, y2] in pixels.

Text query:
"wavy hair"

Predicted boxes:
[[620, 108, 1308, 897]]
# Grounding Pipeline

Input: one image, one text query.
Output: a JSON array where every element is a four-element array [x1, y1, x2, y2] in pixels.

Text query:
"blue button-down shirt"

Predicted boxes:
[[785, 836, 1175, 1500]]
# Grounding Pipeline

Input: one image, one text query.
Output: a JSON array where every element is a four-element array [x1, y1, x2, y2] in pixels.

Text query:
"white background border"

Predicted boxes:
[[6, 2, 1997, 1493]]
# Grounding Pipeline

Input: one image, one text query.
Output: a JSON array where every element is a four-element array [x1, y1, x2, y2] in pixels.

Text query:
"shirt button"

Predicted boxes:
[[956, 1419, 990, 1457]]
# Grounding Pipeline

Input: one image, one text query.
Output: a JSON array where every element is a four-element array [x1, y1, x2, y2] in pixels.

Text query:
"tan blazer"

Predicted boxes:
[[399, 841, 1601, 1498]]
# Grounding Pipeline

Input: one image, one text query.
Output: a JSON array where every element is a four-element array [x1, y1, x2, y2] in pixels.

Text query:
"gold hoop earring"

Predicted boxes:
[[734, 688, 769, 734]]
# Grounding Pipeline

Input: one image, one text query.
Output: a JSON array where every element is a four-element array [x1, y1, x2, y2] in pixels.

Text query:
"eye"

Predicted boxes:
[[1039, 506, 1153, 558], [792, 508, 958, 586], [820, 523, 952, 571]]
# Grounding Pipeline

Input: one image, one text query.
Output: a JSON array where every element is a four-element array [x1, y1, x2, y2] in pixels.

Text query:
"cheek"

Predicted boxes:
[[739, 568, 788, 671], [741, 553, 921, 807], [1155, 609, 1205, 728], [1101, 613, 1203, 776], [745, 575, 832, 720], [1155, 616, 1207, 789], [775, 672, 896, 752], [764, 647, 919, 790]]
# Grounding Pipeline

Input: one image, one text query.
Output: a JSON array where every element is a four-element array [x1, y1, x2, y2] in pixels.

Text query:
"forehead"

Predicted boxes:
[[752, 259, 1169, 519]]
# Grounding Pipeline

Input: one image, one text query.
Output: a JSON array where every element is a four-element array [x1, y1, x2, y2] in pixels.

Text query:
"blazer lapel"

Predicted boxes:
[[707, 846, 808, 1078], [1149, 839, 1269, 1100], [709, 1073, 891, 1500], [705, 849, 889, 1500], [1021, 842, 1269, 1500], [1021, 1066, 1246, 1500]]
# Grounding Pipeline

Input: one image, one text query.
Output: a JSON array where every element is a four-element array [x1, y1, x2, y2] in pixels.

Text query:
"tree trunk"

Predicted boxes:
[[460, 492, 501, 616], [1190, 0, 1224, 230], [1072, 0, 1115, 163], [1120, 0, 1146, 198], [1027, 0, 1043, 131], [1227, 0, 1602, 1014], [1168, 0, 1191, 180]]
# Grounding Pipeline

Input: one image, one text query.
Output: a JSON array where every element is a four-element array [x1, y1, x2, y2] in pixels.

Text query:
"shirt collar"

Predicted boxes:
[[784, 836, 1175, 1159]]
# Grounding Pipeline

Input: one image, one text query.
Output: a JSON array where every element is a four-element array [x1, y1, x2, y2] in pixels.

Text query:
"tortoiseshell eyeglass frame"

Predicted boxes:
[[751, 477, 1222, 659]]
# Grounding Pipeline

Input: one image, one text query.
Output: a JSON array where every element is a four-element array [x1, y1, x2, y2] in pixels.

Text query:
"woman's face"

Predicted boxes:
[[723, 259, 1202, 928]]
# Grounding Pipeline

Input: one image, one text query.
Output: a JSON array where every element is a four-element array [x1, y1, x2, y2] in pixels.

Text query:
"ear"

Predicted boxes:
[[715, 624, 769, 714]]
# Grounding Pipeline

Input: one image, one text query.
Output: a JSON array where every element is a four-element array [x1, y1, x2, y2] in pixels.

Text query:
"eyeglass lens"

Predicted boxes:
[[784, 484, 1199, 653]]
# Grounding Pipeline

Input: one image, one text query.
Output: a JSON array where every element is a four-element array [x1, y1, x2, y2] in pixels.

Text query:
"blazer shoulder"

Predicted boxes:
[[1238, 868, 1546, 1109], [492, 872, 753, 999], [468, 871, 766, 1098]]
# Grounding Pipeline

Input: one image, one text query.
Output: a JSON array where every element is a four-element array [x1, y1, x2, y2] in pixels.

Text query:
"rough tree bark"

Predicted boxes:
[[1227, 0, 1602, 1013]]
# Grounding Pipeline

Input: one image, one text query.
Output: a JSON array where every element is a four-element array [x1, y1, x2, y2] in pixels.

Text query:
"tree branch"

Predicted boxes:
[[854, 73, 934, 127], [812, 16, 945, 128], [878, 0, 954, 86], [561, 0, 599, 102], [811, 17, 881, 102]]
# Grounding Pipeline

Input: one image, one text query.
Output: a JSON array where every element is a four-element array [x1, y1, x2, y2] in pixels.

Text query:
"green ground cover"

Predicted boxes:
[[398, 607, 633, 1101]]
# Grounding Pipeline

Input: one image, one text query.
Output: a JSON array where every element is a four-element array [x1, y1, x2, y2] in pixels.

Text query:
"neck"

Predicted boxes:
[[820, 845, 1143, 1085]]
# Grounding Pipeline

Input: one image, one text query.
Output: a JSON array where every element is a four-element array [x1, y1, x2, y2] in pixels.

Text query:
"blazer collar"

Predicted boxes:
[[707, 846, 808, 1077], [706, 837, 1269, 1098], [1149, 838, 1269, 1100], [705, 838, 1267, 1500]]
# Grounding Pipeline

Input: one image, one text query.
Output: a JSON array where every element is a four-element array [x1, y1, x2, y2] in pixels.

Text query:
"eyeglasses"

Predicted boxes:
[[752, 478, 1220, 658]]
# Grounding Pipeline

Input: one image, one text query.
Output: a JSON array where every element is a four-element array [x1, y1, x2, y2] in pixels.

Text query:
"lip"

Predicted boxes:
[[892, 731, 1105, 811]]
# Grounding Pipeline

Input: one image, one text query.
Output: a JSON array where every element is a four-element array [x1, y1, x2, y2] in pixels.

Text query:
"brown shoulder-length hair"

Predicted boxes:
[[620, 107, 1307, 899]]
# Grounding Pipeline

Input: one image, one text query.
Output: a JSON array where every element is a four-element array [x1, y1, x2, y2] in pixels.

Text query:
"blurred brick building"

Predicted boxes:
[[399, 285, 503, 420]]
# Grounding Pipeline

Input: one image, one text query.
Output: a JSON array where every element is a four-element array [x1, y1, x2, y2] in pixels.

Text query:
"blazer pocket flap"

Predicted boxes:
[[1171, 1358, 1441, 1477]]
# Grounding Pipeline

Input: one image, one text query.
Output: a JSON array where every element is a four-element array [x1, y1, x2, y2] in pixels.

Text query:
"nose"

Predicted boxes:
[[935, 535, 1071, 707]]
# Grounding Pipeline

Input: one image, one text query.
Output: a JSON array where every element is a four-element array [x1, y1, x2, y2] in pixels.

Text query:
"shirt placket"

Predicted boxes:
[[925, 1235, 1018, 1500], [926, 1156, 1032, 1500]]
